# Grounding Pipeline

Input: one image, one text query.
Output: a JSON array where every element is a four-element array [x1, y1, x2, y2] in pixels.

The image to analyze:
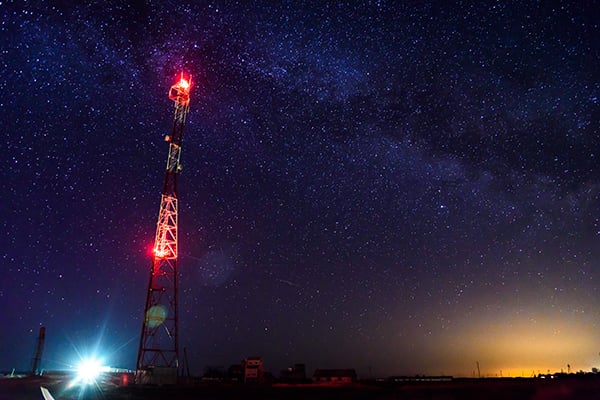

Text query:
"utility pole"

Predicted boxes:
[[31, 326, 45, 375]]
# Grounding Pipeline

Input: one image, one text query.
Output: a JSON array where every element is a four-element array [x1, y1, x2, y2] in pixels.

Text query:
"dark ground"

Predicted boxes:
[[2, 375, 600, 400]]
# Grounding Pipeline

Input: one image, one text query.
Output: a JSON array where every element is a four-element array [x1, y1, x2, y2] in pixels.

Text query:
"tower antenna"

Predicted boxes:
[[136, 73, 192, 384]]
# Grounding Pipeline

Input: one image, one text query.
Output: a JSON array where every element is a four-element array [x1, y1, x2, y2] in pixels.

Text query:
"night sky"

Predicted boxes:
[[1, 1, 599, 378]]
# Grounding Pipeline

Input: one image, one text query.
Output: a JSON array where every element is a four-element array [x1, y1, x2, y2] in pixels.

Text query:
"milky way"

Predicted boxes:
[[1, 1, 599, 377]]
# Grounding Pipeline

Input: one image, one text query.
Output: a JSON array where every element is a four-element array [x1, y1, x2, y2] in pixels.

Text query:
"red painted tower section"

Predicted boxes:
[[136, 73, 191, 383]]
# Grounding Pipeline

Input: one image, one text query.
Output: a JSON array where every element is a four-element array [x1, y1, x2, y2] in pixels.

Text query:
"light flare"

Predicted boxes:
[[69, 356, 110, 387], [179, 78, 190, 89]]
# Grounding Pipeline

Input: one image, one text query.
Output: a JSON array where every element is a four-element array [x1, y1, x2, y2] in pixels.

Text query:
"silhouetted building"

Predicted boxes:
[[228, 364, 243, 382], [312, 369, 357, 384], [280, 363, 307, 383], [202, 366, 226, 382], [243, 357, 264, 383]]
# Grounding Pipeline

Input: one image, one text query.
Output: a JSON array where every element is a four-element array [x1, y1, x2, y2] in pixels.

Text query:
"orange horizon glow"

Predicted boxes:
[[456, 314, 597, 377], [386, 305, 600, 378]]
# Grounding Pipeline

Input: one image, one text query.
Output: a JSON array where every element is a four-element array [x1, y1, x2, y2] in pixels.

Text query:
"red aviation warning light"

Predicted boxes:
[[169, 72, 192, 104], [178, 71, 191, 88], [136, 72, 192, 384]]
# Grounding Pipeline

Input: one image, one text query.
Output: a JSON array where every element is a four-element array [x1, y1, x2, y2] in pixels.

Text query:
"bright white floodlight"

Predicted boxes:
[[76, 358, 105, 385]]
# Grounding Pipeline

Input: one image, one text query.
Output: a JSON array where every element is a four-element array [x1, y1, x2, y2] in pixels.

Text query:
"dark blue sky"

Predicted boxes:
[[1, 1, 599, 377]]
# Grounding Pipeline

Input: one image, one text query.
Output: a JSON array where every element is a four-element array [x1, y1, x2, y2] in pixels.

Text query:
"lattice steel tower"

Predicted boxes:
[[136, 73, 191, 380]]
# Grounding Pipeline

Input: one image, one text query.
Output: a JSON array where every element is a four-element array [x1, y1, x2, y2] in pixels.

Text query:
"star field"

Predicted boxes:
[[1, 1, 599, 377]]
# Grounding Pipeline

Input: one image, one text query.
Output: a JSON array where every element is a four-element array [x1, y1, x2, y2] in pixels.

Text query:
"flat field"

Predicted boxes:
[[2, 375, 600, 400]]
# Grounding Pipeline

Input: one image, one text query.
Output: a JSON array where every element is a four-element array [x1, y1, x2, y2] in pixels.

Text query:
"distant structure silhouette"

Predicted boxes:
[[30, 326, 45, 375]]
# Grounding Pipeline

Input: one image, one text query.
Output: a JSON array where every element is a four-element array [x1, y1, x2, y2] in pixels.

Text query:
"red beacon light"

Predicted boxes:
[[169, 72, 192, 103], [179, 77, 190, 90], [153, 247, 169, 259]]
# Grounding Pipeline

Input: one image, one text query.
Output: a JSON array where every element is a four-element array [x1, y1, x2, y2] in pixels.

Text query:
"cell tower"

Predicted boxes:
[[136, 73, 192, 383]]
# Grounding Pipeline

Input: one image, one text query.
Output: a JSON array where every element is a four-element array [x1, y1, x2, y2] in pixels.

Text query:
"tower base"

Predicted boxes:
[[135, 367, 178, 385]]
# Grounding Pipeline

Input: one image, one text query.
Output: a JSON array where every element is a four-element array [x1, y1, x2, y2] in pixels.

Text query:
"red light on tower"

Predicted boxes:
[[169, 72, 192, 104], [178, 76, 190, 90]]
